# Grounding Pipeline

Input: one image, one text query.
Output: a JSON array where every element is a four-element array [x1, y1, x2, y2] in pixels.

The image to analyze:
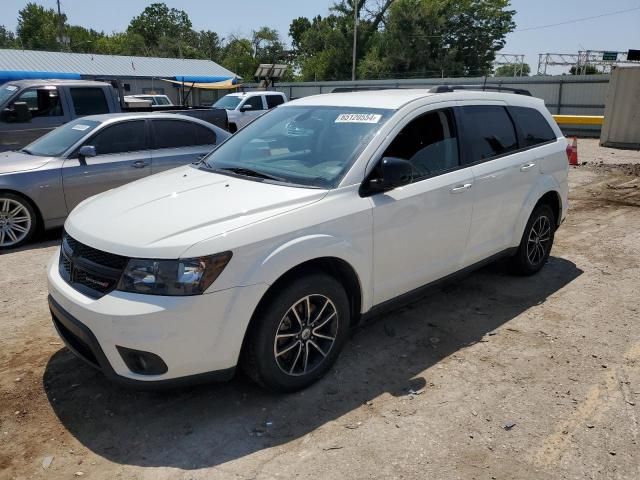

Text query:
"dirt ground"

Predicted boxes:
[[1, 139, 639, 480]]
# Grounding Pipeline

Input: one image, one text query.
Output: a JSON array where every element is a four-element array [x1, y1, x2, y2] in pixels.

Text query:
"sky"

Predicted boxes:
[[3, 0, 640, 74]]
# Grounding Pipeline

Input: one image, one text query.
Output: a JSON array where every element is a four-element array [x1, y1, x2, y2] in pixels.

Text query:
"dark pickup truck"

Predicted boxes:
[[0, 79, 228, 152]]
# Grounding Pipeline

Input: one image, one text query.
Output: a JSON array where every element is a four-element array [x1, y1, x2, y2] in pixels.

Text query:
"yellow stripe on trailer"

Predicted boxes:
[[553, 115, 604, 126]]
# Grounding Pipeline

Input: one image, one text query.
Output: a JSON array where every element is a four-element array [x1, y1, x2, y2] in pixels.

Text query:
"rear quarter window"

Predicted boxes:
[[509, 106, 557, 147], [459, 105, 518, 163], [266, 95, 285, 109]]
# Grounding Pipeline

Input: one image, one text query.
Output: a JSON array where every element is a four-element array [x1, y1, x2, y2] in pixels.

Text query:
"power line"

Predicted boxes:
[[513, 6, 640, 33]]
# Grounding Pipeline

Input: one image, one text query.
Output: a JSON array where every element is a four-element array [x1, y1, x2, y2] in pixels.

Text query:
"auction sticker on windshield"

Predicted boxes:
[[72, 124, 91, 131], [335, 113, 382, 123]]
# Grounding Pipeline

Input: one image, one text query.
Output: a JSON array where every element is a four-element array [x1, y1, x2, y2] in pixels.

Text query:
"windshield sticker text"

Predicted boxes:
[[335, 113, 382, 124]]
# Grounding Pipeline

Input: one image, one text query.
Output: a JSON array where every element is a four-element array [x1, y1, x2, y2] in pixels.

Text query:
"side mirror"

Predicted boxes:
[[240, 104, 253, 112], [362, 157, 413, 195], [78, 145, 97, 163], [13, 102, 32, 123]]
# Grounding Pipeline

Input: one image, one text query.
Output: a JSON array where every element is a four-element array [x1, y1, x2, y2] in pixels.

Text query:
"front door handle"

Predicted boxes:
[[132, 160, 149, 168], [520, 162, 536, 171], [450, 183, 472, 193]]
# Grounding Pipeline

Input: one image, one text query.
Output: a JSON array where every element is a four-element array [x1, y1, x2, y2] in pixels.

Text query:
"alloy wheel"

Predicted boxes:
[[273, 294, 339, 376], [0, 197, 32, 248], [526, 214, 552, 266]]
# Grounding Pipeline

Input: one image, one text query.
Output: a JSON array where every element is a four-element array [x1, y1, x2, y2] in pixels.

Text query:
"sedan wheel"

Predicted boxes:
[[0, 195, 35, 249]]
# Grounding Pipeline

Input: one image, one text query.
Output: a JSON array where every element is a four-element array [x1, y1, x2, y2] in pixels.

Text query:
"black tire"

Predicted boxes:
[[0, 193, 37, 250], [241, 272, 350, 392], [510, 203, 556, 276]]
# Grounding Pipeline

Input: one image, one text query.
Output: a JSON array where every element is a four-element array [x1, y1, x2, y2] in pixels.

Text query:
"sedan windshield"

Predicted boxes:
[[23, 119, 101, 157], [203, 106, 392, 188], [212, 96, 242, 110]]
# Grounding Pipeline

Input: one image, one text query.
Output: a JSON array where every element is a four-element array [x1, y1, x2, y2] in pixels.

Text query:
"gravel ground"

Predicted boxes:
[[1, 143, 639, 480]]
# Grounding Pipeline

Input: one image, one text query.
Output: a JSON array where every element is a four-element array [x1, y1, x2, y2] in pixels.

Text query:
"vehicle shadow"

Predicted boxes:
[[43, 256, 582, 470]]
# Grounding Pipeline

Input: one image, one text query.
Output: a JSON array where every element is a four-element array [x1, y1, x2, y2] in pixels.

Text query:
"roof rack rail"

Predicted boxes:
[[429, 85, 532, 96]]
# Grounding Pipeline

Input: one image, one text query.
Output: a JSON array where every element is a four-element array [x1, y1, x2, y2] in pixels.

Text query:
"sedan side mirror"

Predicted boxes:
[[362, 157, 413, 195], [78, 145, 97, 164]]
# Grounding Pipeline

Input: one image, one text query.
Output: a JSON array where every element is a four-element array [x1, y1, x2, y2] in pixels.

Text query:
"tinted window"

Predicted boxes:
[[460, 105, 518, 163], [383, 108, 459, 180], [89, 121, 146, 155], [153, 120, 197, 148], [509, 106, 556, 147], [194, 124, 216, 145], [244, 96, 264, 111], [70, 88, 109, 116], [266, 95, 285, 109]]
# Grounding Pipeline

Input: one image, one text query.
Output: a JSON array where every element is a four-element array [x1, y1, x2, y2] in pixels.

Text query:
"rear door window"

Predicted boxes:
[[509, 106, 556, 147], [266, 95, 285, 109], [70, 88, 110, 116], [459, 105, 518, 164], [244, 96, 265, 111], [88, 121, 146, 155], [152, 120, 198, 148], [194, 124, 216, 145]]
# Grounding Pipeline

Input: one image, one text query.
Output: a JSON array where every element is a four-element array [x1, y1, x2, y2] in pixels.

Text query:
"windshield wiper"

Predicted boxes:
[[218, 167, 288, 183], [20, 148, 32, 155]]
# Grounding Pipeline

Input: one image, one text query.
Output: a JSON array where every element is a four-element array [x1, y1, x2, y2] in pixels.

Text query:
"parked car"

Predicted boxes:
[[0, 112, 229, 249], [0, 80, 228, 152], [213, 91, 287, 133], [124, 94, 174, 107], [47, 88, 568, 391]]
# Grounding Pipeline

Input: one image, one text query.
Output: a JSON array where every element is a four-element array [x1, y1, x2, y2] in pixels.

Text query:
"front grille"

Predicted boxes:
[[59, 232, 128, 299]]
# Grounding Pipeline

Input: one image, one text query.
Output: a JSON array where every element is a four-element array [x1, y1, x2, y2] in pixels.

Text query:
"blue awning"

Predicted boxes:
[[0, 71, 82, 84], [174, 75, 237, 84]]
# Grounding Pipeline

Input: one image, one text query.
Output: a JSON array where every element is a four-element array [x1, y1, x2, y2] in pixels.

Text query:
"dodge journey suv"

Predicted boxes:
[[47, 88, 569, 391]]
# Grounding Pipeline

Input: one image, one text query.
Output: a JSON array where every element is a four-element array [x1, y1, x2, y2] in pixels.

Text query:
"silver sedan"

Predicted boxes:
[[0, 112, 230, 249]]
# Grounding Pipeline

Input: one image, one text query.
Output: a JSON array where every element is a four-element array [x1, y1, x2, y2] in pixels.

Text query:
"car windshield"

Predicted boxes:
[[23, 119, 101, 157], [213, 96, 242, 110], [0, 84, 19, 106], [203, 106, 393, 188]]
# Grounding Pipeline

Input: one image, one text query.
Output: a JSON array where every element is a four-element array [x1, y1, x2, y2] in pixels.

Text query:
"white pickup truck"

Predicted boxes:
[[213, 91, 287, 132]]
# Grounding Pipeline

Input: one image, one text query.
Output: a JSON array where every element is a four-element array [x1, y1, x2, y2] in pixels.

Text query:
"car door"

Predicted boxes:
[[149, 119, 217, 173], [0, 86, 69, 151], [369, 106, 475, 305], [61, 120, 151, 211], [457, 104, 538, 265], [236, 95, 266, 129]]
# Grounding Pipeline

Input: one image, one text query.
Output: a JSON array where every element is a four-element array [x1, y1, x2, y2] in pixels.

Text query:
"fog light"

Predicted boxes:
[[117, 346, 168, 375]]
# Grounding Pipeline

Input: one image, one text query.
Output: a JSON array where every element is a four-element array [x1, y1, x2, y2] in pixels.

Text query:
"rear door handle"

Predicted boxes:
[[132, 160, 149, 168], [450, 183, 472, 193], [520, 162, 536, 171]]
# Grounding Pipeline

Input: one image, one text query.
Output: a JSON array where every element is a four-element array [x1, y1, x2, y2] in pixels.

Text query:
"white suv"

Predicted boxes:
[[213, 91, 287, 132], [47, 88, 568, 391]]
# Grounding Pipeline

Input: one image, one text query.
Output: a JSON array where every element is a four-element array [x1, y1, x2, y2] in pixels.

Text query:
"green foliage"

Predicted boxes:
[[0, 25, 16, 48], [17, 2, 62, 50], [569, 64, 599, 75], [128, 3, 192, 50], [495, 63, 530, 77]]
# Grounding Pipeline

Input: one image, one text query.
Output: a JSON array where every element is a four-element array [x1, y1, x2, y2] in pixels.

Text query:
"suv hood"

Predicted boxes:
[[0, 151, 53, 175], [65, 165, 328, 258]]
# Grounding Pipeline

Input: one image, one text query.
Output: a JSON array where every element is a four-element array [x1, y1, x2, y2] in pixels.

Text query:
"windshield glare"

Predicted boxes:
[[213, 96, 242, 110], [0, 84, 19, 106], [203, 106, 392, 188], [24, 119, 101, 157]]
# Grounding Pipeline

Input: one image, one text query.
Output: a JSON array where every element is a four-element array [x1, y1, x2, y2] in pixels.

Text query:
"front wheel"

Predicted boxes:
[[241, 273, 350, 392], [0, 193, 37, 250], [510, 204, 556, 276]]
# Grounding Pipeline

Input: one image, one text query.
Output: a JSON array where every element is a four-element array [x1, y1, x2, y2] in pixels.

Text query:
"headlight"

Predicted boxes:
[[116, 252, 232, 296]]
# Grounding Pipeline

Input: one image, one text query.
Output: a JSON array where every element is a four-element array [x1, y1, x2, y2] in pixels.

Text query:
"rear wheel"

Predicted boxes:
[[242, 273, 350, 392], [0, 193, 37, 250], [510, 204, 556, 275]]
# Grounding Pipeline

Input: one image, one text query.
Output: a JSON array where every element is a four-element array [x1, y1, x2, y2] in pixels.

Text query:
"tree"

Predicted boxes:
[[495, 63, 530, 77], [128, 2, 192, 55], [68, 25, 104, 53], [0, 25, 16, 48], [16, 2, 62, 50], [570, 64, 599, 75], [221, 36, 257, 80]]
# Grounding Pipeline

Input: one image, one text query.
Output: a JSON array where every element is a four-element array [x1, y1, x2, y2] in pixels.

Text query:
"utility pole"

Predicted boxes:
[[56, 0, 67, 51], [351, 0, 358, 81]]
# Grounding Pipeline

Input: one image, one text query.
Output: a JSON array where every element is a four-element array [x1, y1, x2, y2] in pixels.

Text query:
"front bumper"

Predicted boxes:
[[47, 248, 269, 386]]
